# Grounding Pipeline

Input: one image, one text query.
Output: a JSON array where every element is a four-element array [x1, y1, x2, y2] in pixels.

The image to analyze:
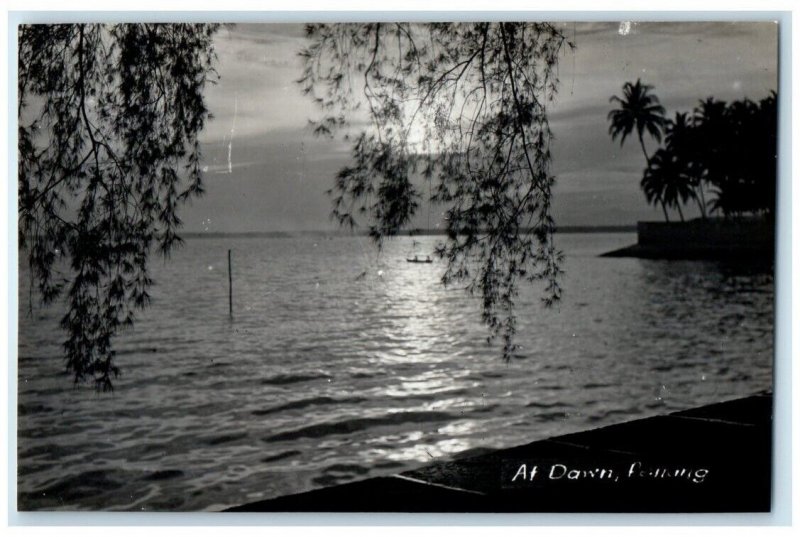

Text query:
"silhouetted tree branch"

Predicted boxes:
[[18, 23, 219, 390], [299, 23, 574, 358]]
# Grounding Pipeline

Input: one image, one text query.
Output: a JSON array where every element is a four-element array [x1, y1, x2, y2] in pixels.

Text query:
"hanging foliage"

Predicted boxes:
[[300, 23, 574, 357], [18, 23, 219, 390]]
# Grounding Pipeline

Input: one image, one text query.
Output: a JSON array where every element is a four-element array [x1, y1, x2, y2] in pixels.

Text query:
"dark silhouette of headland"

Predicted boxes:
[[602, 217, 774, 261], [604, 86, 776, 262]]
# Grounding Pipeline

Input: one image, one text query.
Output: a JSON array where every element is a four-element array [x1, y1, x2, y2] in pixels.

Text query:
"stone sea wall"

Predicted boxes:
[[603, 218, 774, 260]]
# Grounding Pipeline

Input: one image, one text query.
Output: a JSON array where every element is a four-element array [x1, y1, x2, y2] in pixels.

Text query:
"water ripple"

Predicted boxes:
[[17, 234, 774, 510]]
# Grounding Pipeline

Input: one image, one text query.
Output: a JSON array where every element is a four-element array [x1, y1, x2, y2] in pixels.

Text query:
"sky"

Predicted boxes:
[[183, 21, 778, 232]]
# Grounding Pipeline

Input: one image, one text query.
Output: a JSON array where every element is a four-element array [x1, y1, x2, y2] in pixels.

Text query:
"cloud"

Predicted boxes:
[[184, 21, 778, 232], [199, 24, 310, 144]]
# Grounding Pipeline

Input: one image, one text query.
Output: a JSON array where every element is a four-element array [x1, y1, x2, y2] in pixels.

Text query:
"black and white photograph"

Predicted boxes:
[[14, 17, 779, 514]]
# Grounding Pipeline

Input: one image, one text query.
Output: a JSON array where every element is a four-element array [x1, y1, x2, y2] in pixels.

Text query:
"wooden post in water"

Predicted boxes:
[[228, 249, 233, 318]]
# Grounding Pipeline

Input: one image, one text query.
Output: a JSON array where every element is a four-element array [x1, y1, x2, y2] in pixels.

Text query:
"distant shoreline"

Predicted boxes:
[[182, 226, 637, 239]]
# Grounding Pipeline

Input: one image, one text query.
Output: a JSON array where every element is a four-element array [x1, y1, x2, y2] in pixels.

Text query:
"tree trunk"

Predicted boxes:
[[658, 196, 670, 222], [696, 181, 707, 219], [638, 134, 650, 166], [676, 202, 685, 222]]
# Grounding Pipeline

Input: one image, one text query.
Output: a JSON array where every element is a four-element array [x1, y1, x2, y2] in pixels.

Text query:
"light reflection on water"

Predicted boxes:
[[17, 233, 773, 511]]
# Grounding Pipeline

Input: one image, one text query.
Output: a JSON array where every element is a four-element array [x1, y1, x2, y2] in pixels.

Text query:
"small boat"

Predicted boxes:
[[406, 256, 433, 264]]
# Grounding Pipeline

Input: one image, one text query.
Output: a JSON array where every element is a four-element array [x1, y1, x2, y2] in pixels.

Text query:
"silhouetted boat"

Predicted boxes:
[[406, 257, 433, 264]]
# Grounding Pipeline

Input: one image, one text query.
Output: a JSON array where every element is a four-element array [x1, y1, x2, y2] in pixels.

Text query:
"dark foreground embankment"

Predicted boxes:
[[226, 392, 772, 513]]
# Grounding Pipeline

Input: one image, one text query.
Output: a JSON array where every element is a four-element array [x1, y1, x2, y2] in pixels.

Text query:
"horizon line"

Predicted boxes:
[[181, 225, 639, 238]]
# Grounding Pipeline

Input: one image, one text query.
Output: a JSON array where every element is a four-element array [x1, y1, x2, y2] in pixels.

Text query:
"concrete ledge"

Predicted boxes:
[[225, 393, 773, 513], [601, 219, 774, 261], [637, 220, 773, 248]]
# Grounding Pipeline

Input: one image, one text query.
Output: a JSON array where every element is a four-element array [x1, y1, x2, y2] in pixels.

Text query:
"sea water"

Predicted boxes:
[[16, 233, 774, 510]]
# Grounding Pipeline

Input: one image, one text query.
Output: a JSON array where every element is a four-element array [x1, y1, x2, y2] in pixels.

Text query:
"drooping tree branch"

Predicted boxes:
[[18, 23, 219, 390], [300, 23, 574, 358]]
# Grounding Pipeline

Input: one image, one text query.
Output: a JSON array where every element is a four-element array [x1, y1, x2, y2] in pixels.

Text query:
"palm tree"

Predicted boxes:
[[641, 148, 695, 222], [694, 97, 728, 129], [692, 97, 728, 195], [608, 79, 667, 166], [640, 152, 670, 222], [665, 112, 707, 218]]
